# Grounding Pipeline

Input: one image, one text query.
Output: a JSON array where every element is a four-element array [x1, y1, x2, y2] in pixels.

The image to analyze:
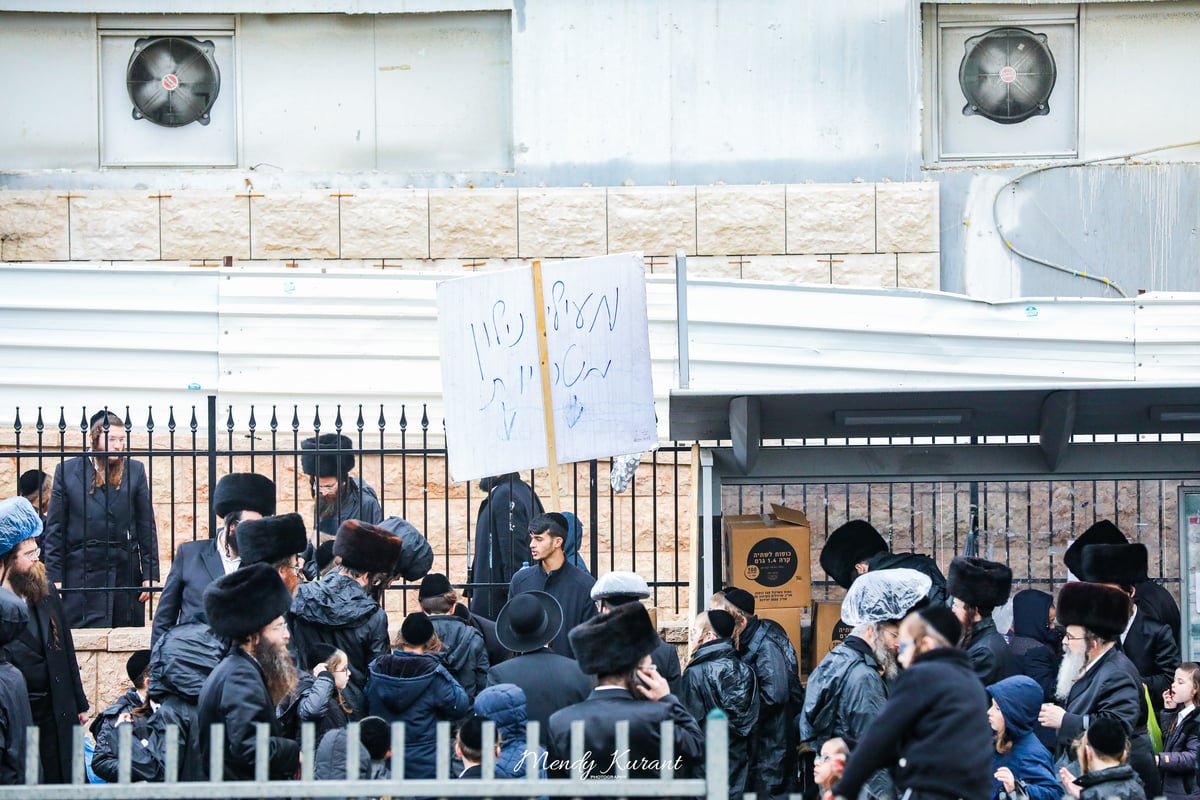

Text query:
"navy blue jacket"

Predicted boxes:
[[987, 676, 1061, 800], [366, 651, 469, 779]]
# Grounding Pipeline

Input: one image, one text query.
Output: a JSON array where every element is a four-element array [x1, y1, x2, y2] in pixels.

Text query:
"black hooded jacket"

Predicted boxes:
[[679, 639, 759, 800], [143, 621, 225, 781], [428, 614, 490, 702], [737, 616, 797, 800]]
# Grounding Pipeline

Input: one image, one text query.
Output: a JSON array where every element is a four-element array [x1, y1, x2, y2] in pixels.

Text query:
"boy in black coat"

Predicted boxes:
[[832, 605, 993, 800]]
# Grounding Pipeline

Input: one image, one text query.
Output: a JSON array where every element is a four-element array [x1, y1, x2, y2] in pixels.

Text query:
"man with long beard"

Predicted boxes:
[[0, 496, 88, 784], [1037, 580, 1160, 798], [198, 563, 300, 781], [301, 434, 382, 538], [801, 568, 930, 800]]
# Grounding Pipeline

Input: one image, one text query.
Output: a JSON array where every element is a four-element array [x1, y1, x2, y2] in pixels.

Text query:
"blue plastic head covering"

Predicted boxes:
[[0, 496, 42, 557], [840, 567, 932, 626]]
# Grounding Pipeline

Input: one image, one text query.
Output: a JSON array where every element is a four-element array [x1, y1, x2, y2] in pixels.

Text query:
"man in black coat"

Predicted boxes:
[[290, 520, 401, 718], [1064, 519, 1182, 647], [591, 570, 682, 694], [948, 555, 1016, 686], [198, 563, 300, 781], [1080, 542, 1180, 713], [548, 602, 704, 780], [0, 496, 89, 784], [43, 410, 160, 629], [0, 585, 34, 785], [508, 513, 597, 658], [832, 605, 993, 800], [469, 473, 544, 620], [419, 573, 489, 702], [1037, 581, 1160, 798], [151, 473, 277, 645], [486, 591, 592, 731], [300, 434, 383, 540]]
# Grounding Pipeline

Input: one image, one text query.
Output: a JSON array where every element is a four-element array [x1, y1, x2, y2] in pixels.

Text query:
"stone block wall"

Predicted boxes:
[[0, 182, 940, 289]]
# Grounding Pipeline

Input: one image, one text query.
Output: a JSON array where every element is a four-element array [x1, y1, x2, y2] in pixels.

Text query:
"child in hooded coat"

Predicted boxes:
[[987, 675, 1061, 800]]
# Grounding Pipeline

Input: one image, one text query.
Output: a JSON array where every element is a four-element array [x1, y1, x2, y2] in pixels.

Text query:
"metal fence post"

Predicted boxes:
[[705, 710, 728, 800], [206, 395, 217, 536]]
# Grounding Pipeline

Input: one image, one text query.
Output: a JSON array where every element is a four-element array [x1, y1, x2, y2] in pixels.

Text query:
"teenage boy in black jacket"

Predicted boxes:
[[832, 605, 993, 800]]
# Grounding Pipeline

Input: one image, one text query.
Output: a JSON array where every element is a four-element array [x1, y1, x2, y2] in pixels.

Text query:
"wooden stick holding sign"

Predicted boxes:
[[437, 252, 657, 488], [530, 259, 562, 512]]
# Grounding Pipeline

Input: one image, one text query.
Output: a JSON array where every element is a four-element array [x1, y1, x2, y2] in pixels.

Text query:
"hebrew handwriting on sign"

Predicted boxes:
[[437, 253, 656, 483]]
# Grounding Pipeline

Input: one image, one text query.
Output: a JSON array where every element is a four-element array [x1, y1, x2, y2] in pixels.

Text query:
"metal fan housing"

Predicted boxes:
[[127, 36, 221, 127], [959, 27, 1056, 124]]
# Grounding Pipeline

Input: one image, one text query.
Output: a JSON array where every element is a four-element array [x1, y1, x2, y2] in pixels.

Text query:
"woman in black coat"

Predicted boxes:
[[43, 411, 159, 629], [679, 610, 759, 800]]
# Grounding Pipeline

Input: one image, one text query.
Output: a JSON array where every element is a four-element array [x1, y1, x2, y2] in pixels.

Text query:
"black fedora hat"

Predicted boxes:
[[495, 591, 563, 654]]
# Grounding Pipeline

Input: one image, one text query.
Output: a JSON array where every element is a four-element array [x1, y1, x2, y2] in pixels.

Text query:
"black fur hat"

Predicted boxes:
[[334, 519, 403, 573], [1056, 581, 1131, 640], [946, 556, 1013, 610], [1080, 543, 1147, 589], [1062, 520, 1128, 579], [236, 513, 308, 567], [820, 520, 888, 589], [301, 434, 356, 478], [212, 473, 277, 518], [569, 600, 659, 676], [203, 563, 293, 641]]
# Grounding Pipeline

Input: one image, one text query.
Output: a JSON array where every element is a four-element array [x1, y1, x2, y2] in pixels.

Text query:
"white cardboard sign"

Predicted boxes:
[[437, 253, 657, 483]]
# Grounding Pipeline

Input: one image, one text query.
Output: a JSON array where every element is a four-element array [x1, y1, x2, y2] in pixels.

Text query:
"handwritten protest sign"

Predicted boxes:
[[437, 253, 657, 483]]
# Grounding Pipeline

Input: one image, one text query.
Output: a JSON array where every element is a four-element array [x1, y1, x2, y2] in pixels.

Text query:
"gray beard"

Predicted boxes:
[[1056, 647, 1087, 702], [872, 632, 900, 681]]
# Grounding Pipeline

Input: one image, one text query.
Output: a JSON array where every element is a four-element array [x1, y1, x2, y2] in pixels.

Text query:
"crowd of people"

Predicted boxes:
[[0, 442, 1195, 800]]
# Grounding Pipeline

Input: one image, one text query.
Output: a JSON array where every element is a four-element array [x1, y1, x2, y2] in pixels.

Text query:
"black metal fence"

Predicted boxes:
[[3, 397, 692, 620]]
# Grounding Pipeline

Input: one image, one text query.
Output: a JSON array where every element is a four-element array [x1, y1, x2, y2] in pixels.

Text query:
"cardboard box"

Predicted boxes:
[[724, 503, 812, 609], [758, 605, 804, 673], [812, 600, 852, 667]]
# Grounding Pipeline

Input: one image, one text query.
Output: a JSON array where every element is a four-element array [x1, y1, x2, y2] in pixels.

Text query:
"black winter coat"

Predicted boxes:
[[1158, 707, 1200, 800], [486, 648, 593, 731], [290, 572, 390, 719], [0, 659, 32, 785], [1123, 608, 1180, 712], [799, 635, 893, 800], [1135, 579, 1181, 649], [965, 617, 1015, 686], [459, 605, 508, 666], [88, 688, 145, 782], [197, 648, 300, 781], [314, 477, 383, 538], [832, 647, 993, 800], [3, 586, 88, 784], [429, 614, 490, 702], [1075, 764, 1147, 800], [679, 639, 759, 800], [547, 687, 705, 779], [508, 563, 597, 658], [737, 616, 796, 800], [469, 474, 544, 620], [144, 620, 222, 781], [151, 538, 226, 646], [43, 456, 159, 629], [277, 671, 350, 745], [1056, 645, 1160, 798]]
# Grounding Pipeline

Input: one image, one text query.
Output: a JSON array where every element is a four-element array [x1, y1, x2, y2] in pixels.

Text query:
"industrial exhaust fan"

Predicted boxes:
[[126, 36, 221, 127], [958, 26, 1056, 124]]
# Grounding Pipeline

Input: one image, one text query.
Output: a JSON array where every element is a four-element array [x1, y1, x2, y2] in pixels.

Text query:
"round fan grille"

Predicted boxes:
[[127, 36, 221, 127], [958, 27, 1056, 124]]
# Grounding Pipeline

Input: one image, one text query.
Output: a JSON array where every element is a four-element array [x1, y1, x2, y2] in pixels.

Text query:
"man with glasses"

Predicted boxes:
[[1036, 580, 1160, 798], [801, 568, 930, 800], [0, 496, 88, 784]]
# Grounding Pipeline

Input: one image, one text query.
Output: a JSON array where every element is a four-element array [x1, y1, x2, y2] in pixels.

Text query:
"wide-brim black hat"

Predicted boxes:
[[495, 591, 563, 653], [1080, 543, 1147, 588], [569, 600, 659, 675], [947, 556, 1012, 609], [212, 472, 277, 518], [203, 562, 293, 641], [334, 519, 403, 573], [1057, 581, 1131, 640], [820, 520, 888, 589], [1063, 520, 1127, 579], [236, 513, 308, 568], [301, 434, 355, 478]]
